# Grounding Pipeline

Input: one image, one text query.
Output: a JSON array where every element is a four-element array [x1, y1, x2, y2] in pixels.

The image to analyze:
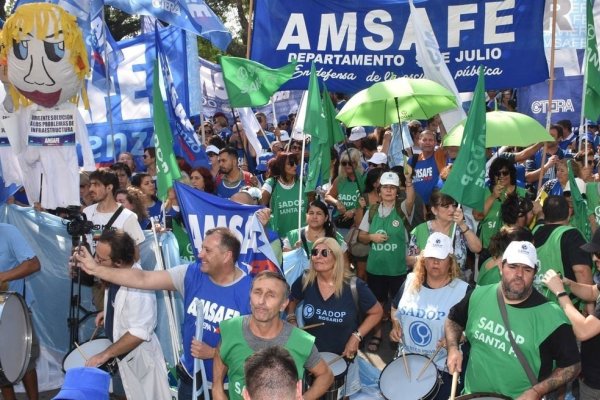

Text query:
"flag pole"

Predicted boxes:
[[536, 0, 559, 196], [246, 0, 255, 59], [580, 35, 591, 165], [297, 135, 306, 235], [102, 8, 117, 163]]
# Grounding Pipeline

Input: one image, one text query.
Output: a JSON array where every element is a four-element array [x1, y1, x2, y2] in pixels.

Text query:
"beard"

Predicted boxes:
[[501, 277, 533, 301]]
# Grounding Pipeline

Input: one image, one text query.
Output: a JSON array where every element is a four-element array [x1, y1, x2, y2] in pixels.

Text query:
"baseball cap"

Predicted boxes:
[[502, 241, 538, 269], [379, 171, 399, 187], [581, 228, 600, 253], [586, 119, 598, 127], [422, 232, 454, 259], [349, 126, 367, 141], [52, 367, 110, 400], [367, 152, 388, 165], [206, 145, 220, 156], [278, 115, 289, 124], [279, 130, 290, 142], [240, 186, 262, 201]]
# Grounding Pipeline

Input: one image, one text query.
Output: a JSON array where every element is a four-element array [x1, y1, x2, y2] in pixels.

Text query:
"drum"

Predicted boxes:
[[456, 394, 511, 400], [379, 353, 440, 400], [62, 338, 117, 375], [0, 292, 33, 384], [305, 352, 348, 400]]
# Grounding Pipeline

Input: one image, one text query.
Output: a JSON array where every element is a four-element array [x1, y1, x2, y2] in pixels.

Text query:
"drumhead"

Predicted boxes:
[[456, 394, 512, 400], [320, 352, 347, 376], [63, 338, 113, 372], [379, 353, 439, 400], [0, 292, 32, 384]]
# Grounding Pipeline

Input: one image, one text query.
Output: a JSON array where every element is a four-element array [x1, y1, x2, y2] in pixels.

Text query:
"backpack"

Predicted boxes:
[[367, 201, 414, 233]]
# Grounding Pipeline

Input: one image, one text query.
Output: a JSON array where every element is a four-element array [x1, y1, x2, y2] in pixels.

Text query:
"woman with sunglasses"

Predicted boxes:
[[325, 148, 366, 234], [287, 238, 383, 400], [473, 157, 527, 250], [390, 232, 469, 400], [541, 158, 583, 197], [260, 152, 306, 236], [408, 190, 481, 272]]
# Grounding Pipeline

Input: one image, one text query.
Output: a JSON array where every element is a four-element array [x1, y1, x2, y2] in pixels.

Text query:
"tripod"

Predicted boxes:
[[68, 235, 98, 350]]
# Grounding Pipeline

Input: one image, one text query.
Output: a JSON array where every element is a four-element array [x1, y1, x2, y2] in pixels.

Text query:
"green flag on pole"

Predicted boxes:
[[322, 84, 346, 145], [304, 63, 330, 193], [441, 66, 487, 211], [567, 160, 591, 241], [153, 59, 181, 201], [584, 0, 600, 122], [219, 56, 296, 108]]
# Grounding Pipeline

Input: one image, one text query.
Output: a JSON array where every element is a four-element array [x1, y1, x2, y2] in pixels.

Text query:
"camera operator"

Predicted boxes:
[[82, 169, 144, 310]]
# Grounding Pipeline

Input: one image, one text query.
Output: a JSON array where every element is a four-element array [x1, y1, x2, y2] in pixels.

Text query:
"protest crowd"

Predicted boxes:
[[3, 1, 600, 400]]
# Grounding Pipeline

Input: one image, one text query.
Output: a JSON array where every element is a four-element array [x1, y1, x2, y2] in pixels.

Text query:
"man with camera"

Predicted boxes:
[[82, 229, 170, 400]]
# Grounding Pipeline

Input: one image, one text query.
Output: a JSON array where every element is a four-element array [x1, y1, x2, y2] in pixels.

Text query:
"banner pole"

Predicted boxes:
[[246, 0, 255, 59], [536, 0, 559, 197], [102, 8, 117, 163]]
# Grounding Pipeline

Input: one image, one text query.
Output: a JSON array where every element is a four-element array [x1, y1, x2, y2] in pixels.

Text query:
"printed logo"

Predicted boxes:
[[409, 321, 432, 347], [303, 304, 315, 319], [392, 220, 400, 227]]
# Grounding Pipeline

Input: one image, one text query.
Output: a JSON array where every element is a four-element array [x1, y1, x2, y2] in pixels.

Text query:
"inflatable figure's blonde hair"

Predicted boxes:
[[0, 4, 89, 109]]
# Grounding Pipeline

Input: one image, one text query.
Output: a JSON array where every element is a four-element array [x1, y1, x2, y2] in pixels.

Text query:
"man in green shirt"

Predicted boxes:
[[445, 241, 580, 399], [212, 271, 332, 400]]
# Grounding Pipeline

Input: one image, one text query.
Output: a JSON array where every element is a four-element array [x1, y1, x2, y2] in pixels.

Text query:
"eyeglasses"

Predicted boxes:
[[496, 169, 510, 177], [311, 248, 331, 257], [341, 161, 353, 167]]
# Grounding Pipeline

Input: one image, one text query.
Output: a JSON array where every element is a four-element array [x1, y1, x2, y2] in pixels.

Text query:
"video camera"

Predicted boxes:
[[62, 206, 94, 238]]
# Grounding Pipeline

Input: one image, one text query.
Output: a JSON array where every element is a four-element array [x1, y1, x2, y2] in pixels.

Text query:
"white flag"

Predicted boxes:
[[409, 0, 466, 131], [236, 107, 263, 162]]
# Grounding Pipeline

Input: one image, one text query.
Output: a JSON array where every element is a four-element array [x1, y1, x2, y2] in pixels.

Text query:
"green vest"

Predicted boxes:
[[333, 175, 365, 218], [479, 187, 527, 248], [587, 182, 600, 228], [411, 221, 455, 251], [533, 225, 572, 302], [285, 227, 345, 254], [267, 178, 306, 236], [219, 316, 315, 400], [464, 284, 570, 398], [477, 257, 501, 286], [367, 206, 407, 276]]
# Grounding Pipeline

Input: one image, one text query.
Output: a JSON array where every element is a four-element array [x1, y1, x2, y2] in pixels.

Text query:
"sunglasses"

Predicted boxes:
[[311, 248, 331, 257], [287, 159, 298, 167], [341, 160, 353, 167], [496, 169, 510, 177]]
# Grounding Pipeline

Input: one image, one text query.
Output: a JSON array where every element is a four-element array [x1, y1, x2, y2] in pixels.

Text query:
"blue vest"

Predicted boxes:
[[181, 262, 252, 383]]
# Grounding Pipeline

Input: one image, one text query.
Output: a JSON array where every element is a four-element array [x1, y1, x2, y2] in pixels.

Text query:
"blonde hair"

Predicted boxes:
[[1, 4, 89, 109], [409, 254, 461, 292], [302, 237, 352, 298], [338, 148, 364, 179]]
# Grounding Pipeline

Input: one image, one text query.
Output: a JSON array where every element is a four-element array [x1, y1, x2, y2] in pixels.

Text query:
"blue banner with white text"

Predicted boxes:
[[250, 0, 548, 93]]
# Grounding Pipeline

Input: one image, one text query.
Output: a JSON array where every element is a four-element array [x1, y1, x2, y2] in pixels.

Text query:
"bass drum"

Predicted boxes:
[[456, 394, 512, 400], [379, 353, 440, 400], [0, 292, 33, 384], [62, 338, 117, 375]]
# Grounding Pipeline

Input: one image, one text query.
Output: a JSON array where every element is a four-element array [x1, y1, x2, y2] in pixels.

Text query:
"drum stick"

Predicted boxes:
[[73, 342, 88, 361], [327, 354, 345, 366], [400, 346, 411, 382], [90, 325, 100, 341], [449, 370, 459, 400], [302, 322, 325, 330], [416, 344, 443, 381]]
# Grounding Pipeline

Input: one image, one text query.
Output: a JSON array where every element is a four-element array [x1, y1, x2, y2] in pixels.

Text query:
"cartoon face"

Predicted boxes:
[[2, 4, 88, 109]]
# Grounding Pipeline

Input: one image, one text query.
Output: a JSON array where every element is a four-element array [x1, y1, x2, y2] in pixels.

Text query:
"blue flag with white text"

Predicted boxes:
[[174, 182, 281, 275]]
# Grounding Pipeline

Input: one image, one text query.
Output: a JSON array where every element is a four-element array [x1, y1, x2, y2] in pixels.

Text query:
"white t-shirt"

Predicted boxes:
[[83, 203, 145, 253]]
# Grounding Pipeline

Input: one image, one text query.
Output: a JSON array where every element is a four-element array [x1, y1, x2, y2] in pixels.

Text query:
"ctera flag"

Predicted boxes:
[[584, 0, 600, 122], [441, 66, 487, 211], [219, 56, 296, 107]]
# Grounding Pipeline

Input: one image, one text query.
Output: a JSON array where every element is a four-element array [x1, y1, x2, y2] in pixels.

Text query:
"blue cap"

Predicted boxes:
[[586, 119, 598, 127], [53, 367, 110, 400], [278, 115, 289, 124]]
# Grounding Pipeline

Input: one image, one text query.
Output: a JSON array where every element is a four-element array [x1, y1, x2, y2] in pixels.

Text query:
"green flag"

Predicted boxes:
[[304, 63, 330, 193], [322, 84, 346, 145], [584, 0, 600, 121], [567, 160, 591, 241], [153, 59, 181, 201], [219, 56, 296, 107], [441, 66, 487, 211]]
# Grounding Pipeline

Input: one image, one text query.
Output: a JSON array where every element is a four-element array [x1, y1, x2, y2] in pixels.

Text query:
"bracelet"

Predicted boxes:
[[460, 226, 469, 234], [556, 291, 568, 298], [352, 330, 363, 342]]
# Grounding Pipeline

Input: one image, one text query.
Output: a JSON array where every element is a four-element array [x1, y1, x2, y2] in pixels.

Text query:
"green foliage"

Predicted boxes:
[[105, 6, 140, 41]]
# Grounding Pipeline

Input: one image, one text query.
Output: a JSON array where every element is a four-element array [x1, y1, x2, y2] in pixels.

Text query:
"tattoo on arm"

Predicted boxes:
[[445, 319, 465, 348], [535, 363, 581, 395]]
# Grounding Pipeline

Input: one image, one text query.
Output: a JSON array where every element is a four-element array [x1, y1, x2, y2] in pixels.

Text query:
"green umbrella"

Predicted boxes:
[[443, 110, 554, 147], [335, 77, 458, 127]]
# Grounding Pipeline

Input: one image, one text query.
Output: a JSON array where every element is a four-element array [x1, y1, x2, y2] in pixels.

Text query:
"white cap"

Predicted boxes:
[[502, 241, 538, 269], [349, 126, 367, 141], [206, 145, 220, 155], [240, 186, 262, 201], [367, 152, 388, 165], [379, 171, 399, 187], [564, 177, 586, 195], [279, 130, 290, 142], [422, 232, 454, 259]]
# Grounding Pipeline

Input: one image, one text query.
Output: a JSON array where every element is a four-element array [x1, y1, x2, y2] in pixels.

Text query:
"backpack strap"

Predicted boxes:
[[299, 227, 311, 257]]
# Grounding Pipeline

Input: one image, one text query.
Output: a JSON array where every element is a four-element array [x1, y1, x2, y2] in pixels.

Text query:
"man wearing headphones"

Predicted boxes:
[[445, 241, 580, 399]]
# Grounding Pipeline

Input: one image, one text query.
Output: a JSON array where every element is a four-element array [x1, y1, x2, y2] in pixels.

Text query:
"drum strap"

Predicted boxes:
[[496, 286, 538, 386]]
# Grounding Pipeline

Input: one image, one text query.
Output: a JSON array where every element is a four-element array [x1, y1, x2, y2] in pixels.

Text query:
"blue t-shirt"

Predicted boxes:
[[291, 277, 377, 355], [409, 155, 443, 204], [0, 223, 36, 297], [181, 262, 252, 383]]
